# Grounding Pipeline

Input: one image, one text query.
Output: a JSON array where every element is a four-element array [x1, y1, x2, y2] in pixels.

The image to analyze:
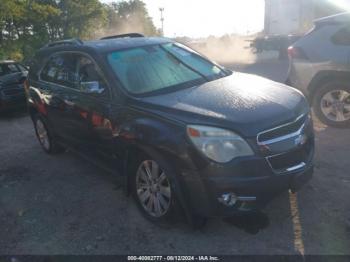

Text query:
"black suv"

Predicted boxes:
[[26, 34, 315, 224], [0, 60, 27, 112]]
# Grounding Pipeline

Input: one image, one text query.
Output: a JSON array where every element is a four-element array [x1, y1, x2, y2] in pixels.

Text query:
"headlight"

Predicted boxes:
[[187, 125, 254, 163]]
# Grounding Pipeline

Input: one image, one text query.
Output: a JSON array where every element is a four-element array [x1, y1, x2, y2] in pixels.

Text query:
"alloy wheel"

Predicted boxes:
[[136, 160, 171, 217], [320, 89, 350, 122]]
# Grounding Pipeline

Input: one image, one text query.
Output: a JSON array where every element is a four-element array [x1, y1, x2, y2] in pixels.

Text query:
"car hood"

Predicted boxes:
[[137, 73, 309, 137]]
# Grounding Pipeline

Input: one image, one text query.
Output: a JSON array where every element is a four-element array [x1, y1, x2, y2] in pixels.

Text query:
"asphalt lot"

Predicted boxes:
[[0, 60, 350, 255]]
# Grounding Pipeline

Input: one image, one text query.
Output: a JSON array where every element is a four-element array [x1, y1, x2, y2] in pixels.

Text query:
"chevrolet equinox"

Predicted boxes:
[[26, 34, 315, 225]]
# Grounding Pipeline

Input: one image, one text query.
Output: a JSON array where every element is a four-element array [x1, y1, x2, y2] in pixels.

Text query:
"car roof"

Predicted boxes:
[[84, 37, 172, 52], [37, 36, 174, 56], [315, 12, 350, 25]]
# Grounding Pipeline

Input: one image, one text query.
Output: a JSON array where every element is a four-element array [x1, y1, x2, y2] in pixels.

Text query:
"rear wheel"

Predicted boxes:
[[313, 80, 350, 128], [34, 115, 65, 154]]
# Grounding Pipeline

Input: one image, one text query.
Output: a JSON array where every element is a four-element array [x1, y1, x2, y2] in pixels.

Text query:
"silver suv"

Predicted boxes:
[[287, 12, 350, 128]]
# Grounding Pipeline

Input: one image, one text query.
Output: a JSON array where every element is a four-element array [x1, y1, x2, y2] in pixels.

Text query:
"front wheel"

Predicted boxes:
[[313, 80, 350, 128], [132, 154, 180, 224]]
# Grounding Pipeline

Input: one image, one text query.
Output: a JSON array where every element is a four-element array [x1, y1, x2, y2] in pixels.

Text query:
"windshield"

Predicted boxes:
[[0, 63, 21, 77], [107, 43, 229, 95]]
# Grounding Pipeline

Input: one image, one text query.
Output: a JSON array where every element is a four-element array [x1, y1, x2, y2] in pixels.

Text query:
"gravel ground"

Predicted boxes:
[[0, 61, 349, 255]]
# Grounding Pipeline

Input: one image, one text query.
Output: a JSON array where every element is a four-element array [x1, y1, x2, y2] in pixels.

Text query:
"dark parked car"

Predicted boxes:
[[26, 34, 315, 225], [287, 13, 350, 128], [0, 60, 28, 112]]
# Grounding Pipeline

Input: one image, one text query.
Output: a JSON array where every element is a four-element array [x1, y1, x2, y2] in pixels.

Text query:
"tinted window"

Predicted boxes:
[[332, 26, 350, 45], [107, 43, 228, 95], [77, 55, 108, 94], [77, 56, 104, 83], [0, 63, 20, 76], [41, 54, 79, 89]]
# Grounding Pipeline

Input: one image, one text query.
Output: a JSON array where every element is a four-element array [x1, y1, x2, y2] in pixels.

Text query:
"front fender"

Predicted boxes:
[[117, 114, 209, 219], [119, 117, 188, 163]]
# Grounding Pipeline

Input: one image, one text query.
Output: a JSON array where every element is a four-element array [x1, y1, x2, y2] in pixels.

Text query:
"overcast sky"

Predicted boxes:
[[100, 0, 265, 37]]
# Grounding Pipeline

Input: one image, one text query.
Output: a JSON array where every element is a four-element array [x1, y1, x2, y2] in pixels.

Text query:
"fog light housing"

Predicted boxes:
[[218, 192, 238, 207]]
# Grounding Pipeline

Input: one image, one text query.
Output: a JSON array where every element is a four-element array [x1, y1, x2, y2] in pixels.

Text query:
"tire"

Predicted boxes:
[[313, 80, 350, 128], [131, 152, 181, 225], [33, 115, 65, 154]]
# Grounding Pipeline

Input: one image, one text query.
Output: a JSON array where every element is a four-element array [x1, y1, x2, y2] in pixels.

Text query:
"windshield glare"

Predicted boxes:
[[107, 43, 228, 95]]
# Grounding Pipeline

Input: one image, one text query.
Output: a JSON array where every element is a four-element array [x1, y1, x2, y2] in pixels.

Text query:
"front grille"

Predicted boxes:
[[257, 114, 307, 144], [1, 87, 24, 96], [267, 140, 313, 174]]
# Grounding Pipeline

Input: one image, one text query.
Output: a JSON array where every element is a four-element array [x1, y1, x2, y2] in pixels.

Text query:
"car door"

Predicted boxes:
[[65, 53, 121, 166]]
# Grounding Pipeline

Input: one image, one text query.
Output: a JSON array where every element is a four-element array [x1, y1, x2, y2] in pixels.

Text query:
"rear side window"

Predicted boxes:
[[40, 54, 79, 89], [332, 26, 350, 45]]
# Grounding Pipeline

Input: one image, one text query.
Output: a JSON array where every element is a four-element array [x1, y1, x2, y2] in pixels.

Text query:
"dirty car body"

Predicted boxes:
[[26, 35, 314, 222]]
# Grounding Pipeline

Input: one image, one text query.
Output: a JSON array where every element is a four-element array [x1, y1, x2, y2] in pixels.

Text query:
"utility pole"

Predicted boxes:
[[159, 7, 164, 36]]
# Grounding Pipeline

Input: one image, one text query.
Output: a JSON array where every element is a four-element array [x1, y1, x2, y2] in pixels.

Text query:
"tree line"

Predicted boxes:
[[0, 0, 159, 62]]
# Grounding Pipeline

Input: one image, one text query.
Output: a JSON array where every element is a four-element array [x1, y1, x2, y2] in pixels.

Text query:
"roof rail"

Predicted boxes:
[[46, 38, 83, 48], [100, 33, 144, 40]]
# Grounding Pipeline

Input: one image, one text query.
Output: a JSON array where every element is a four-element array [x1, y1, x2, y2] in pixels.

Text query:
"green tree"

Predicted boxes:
[[57, 0, 106, 39], [105, 0, 158, 36], [0, 0, 61, 60], [0, 0, 159, 61]]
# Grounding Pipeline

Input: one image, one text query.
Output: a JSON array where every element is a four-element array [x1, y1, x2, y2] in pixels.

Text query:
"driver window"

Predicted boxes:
[[77, 56, 107, 93]]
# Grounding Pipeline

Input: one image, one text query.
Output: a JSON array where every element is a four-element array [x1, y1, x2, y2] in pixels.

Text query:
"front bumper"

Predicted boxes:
[[182, 162, 313, 217], [0, 97, 27, 112], [180, 115, 315, 217], [0, 87, 26, 112]]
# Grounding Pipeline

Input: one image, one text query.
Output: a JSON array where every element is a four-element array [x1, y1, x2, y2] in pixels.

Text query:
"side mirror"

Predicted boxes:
[[80, 81, 105, 94]]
